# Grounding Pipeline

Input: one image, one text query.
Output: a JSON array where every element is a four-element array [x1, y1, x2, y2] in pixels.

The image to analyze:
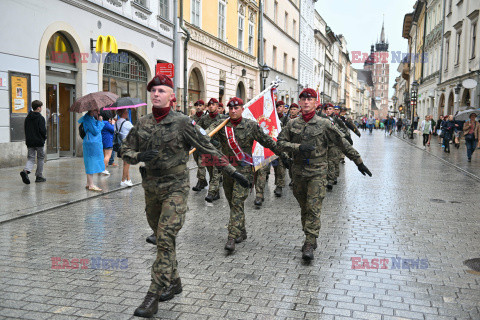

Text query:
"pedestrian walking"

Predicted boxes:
[[20, 100, 47, 184], [441, 115, 455, 153], [78, 109, 105, 191], [396, 117, 403, 133], [419, 115, 433, 147], [100, 109, 115, 175], [277, 88, 372, 261], [367, 116, 375, 133], [116, 108, 134, 187], [413, 113, 419, 130], [121, 75, 249, 318], [436, 115, 444, 144], [463, 113, 480, 162]]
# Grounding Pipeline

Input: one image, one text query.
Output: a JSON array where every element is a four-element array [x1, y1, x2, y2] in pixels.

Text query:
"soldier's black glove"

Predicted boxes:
[[137, 150, 159, 162], [345, 135, 353, 145], [279, 153, 291, 169], [211, 139, 220, 148], [231, 171, 251, 188], [299, 143, 315, 156], [357, 163, 372, 177]]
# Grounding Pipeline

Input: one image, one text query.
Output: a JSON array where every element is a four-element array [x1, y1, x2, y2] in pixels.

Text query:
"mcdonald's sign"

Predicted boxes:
[[95, 35, 118, 54]]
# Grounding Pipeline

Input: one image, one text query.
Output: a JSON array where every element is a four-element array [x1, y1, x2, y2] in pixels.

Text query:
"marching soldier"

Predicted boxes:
[[339, 106, 361, 138], [289, 103, 300, 120], [207, 97, 285, 252], [277, 88, 372, 261], [121, 75, 249, 318], [190, 100, 208, 191], [196, 98, 224, 202], [218, 102, 226, 115]]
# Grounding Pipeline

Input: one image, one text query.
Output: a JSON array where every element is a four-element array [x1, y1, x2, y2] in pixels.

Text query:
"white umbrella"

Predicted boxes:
[[454, 108, 480, 121]]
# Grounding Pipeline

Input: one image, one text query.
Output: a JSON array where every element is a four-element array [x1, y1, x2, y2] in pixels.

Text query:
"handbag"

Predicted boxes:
[[440, 130, 445, 138], [465, 133, 475, 141]]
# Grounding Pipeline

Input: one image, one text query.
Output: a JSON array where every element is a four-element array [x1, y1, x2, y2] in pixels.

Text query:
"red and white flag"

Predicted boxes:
[[242, 86, 281, 171]]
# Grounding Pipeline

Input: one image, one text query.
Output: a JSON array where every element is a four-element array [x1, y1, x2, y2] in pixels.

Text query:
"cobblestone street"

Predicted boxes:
[[1, 131, 479, 320]]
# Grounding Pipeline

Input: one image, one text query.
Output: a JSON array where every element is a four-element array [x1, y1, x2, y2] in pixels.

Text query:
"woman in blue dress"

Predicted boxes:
[[78, 109, 105, 191]]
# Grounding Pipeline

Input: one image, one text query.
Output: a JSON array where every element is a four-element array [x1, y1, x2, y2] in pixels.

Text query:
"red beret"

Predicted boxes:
[[172, 97, 177, 102], [276, 100, 285, 107], [227, 97, 244, 108], [147, 74, 173, 91], [299, 88, 317, 99], [323, 103, 334, 110], [219, 103, 224, 108], [194, 100, 205, 106], [290, 103, 299, 109], [208, 98, 219, 105]]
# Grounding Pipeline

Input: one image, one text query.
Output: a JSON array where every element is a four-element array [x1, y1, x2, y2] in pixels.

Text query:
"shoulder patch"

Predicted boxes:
[[199, 127, 207, 135], [191, 120, 196, 126]]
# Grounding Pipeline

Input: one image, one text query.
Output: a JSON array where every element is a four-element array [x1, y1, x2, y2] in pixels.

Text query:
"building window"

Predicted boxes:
[[238, 16, 244, 50], [191, 0, 201, 27], [134, 0, 148, 7], [283, 53, 287, 73], [471, 22, 477, 59], [455, 31, 461, 65], [293, 20, 296, 40], [292, 57, 295, 76], [248, 22, 254, 55], [159, 0, 169, 20], [218, 0, 226, 40], [274, 1, 278, 23], [272, 46, 277, 69], [448, 0, 452, 14], [445, 38, 450, 70], [284, 12, 288, 32]]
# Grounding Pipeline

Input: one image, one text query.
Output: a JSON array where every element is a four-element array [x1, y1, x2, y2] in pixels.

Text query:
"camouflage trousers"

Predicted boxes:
[[254, 164, 270, 199], [327, 146, 341, 184], [143, 179, 189, 294], [292, 175, 326, 243], [193, 151, 206, 181], [223, 165, 253, 238], [273, 158, 286, 187], [206, 165, 221, 195]]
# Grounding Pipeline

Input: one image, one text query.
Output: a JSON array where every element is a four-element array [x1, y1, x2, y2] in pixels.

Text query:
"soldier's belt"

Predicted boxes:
[[146, 164, 187, 177], [294, 158, 324, 165]]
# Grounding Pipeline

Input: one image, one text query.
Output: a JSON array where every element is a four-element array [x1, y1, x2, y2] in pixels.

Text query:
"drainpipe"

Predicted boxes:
[[438, 0, 446, 85], [258, 0, 264, 90], [173, 0, 178, 109], [179, 0, 190, 112], [421, 1, 427, 82]]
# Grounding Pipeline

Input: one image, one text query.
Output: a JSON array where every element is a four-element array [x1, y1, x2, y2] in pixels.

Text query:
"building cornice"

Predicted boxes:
[[59, 0, 173, 46], [186, 23, 258, 70], [264, 15, 299, 45]]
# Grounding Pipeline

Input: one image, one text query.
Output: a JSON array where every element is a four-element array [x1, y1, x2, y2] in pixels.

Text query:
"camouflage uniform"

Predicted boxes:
[[121, 112, 235, 294], [334, 115, 351, 169], [196, 113, 226, 196], [277, 114, 363, 243], [254, 163, 270, 200], [208, 117, 280, 239], [190, 112, 206, 182]]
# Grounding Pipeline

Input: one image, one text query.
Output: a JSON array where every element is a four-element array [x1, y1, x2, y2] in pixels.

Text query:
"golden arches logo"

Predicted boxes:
[[95, 35, 118, 54]]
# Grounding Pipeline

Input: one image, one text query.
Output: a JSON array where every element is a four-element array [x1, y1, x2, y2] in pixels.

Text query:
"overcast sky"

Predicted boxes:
[[315, 0, 417, 98]]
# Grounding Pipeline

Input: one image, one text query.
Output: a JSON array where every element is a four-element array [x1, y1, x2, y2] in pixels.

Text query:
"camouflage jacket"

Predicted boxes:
[[189, 112, 204, 123], [278, 114, 289, 128], [207, 117, 280, 169], [121, 111, 236, 179], [277, 114, 363, 178], [196, 113, 226, 130]]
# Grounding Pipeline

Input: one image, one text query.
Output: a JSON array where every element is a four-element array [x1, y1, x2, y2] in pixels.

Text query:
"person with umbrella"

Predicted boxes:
[[78, 109, 105, 191], [463, 112, 480, 162]]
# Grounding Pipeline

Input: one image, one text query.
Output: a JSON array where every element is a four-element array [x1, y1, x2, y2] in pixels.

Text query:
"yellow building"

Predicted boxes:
[[179, 0, 260, 110]]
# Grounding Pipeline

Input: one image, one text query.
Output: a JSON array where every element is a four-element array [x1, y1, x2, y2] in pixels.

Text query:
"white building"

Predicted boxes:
[[0, 0, 174, 167], [298, 0, 317, 90], [314, 11, 327, 98]]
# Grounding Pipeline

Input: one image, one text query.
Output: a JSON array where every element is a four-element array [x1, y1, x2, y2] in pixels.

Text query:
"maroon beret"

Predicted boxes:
[[171, 97, 177, 102], [218, 103, 224, 108], [290, 103, 299, 109], [208, 98, 219, 105], [227, 97, 244, 108], [323, 103, 334, 110], [147, 74, 174, 91], [276, 100, 285, 107], [194, 100, 205, 106], [299, 88, 317, 99]]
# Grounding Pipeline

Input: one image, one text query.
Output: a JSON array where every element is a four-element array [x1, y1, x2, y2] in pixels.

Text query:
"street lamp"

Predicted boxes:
[[260, 64, 270, 91], [392, 96, 398, 114], [285, 94, 289, 104], [410, 81, 419, 139]]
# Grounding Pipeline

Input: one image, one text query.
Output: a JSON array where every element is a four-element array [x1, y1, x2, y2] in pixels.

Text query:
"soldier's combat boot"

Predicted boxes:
[[326, 184, 333, 191], [192, 180, 208, 191], [289, 181, 293, 187], [274, 186, 283, 197], [254, 196, 263, 206], [133, 291, 159, 318], [212, 192, 220, 201], [225, 238, 236, 252], [146, 234, 156, 245], [333, 179, 337, 185], [159, 278, 182, 302], [302, 242, 314, 261], [205, 193, 214, 202], [235, 230, 247, 243]]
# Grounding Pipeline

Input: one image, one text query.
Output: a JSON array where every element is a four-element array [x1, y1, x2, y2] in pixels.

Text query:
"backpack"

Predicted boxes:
[[79, 123, 86, 139], [113, 120, 126, 153]]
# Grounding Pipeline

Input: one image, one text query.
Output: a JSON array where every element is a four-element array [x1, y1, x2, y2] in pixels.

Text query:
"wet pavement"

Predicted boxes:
[[0, 131, 479, 320]]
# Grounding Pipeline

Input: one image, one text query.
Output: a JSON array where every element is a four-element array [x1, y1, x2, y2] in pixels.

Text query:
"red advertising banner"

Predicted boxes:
[[156, 63, 174, 78]]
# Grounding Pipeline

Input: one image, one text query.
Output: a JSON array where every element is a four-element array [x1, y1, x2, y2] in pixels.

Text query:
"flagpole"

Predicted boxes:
[[188, 80, 282, 155]]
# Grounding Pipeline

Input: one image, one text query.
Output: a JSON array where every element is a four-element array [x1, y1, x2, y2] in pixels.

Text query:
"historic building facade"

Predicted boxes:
[[298, 0, 317, 90]]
